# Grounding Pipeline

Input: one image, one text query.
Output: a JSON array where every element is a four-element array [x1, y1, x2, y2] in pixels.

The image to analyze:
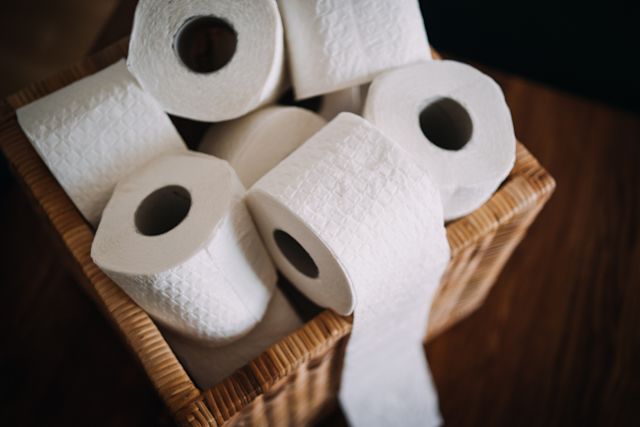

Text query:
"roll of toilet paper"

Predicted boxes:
[[198, 106, 326, 187], [278, 0, 430, 99], [16, 59, 186, 227], [364, 60, 516, 220], [163, 288, 303, 389], [247, 113, 449, 426], [91, 152, 277, 345], [316, 85, 368, 121], [128, 0, 286, 121]]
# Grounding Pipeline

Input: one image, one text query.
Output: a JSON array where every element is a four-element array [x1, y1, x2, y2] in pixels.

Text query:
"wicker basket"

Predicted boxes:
[[0, 39, 555, 426]]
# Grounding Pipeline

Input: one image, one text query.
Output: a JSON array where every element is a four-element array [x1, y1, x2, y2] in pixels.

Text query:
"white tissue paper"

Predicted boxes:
[[198, 106, 326, 187], [163, 288, 303, 389], [364, 60, 516, 220], [316, 85, 368, 121], [128, 0, 286, 122], [16, 59, 186, 227], [91, 152, 277, 345], [247, 113, 449, 426], [278, 0, 430, 99]]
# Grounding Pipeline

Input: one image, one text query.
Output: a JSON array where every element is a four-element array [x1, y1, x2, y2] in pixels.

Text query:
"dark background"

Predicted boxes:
[[421, 0, 640, 111]]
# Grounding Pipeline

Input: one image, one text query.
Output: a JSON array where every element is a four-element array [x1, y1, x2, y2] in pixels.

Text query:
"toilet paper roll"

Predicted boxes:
[[91, 152, 277, 345], [278, 0, 430, 99], [163, 288, 303, 389], [247, 113, 449, 426], [128, 0, 286, 121], [16, 59, 186, 227], [198, 106, 326, 187], [316, 85, 368, 121], [364, 60, 516, 220]]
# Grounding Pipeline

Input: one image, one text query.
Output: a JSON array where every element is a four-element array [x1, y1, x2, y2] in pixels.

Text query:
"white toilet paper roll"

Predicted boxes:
[[278, 0, 430, 99], [163, 288, 303, 389], [91, 152, 277, 345], [16, 59, 186, 227], [247, 113, 449, 426], [364, 60, 516, 220], [128, 0, 286, 121], [316, 85, 368, 121], [198, 106, 326, 188]]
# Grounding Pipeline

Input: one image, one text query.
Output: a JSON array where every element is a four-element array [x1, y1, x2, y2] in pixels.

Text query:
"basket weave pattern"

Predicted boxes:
[[0, 40, 555, 427]]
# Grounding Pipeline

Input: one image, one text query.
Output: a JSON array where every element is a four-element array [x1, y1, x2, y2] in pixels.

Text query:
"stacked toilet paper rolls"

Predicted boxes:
[[199, 106, 326, 187], [91, 152, 277, 345], [278, 0, 430, 99], [16, 59, 186, 227], [163, 288, 303, 389], [128, 0, 286, 122], [247, 113, 449, 426], [11, 0, 521, 420], [364, 60, 516, 220]]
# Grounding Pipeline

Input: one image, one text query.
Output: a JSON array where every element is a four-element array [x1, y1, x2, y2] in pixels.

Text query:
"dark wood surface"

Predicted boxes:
[[428, 71, 640, 427], [1, 2, 639, 426]]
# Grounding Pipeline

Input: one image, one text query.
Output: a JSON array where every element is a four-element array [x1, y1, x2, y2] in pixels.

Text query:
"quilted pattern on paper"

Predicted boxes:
[[104, 199, 276, 344], [278, 0, 431, 98], [93, 153, 277, 345], [253, 113, 449, 296], [251, 113, 449, 426], [16, 59, 186, 226]]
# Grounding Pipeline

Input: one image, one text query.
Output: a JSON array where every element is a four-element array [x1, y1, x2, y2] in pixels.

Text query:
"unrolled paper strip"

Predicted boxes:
[[278, 0, 431, 99], [92, 152, 277, 345], [364, 60, 516, 220], [16, 59, 186, 226], [128, 0, 286, 122], [198, 106, 326, 187], [247, 113, 449, 426], [163, 288, 303, 389]]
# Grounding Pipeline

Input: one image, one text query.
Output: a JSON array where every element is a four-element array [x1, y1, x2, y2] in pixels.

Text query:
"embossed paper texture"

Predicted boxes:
[[16, 59, 186, 226]]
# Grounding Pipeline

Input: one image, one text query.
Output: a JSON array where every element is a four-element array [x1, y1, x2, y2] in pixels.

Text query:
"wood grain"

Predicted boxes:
[[426, 70, 640, 427], [0, 0, 117, 97]]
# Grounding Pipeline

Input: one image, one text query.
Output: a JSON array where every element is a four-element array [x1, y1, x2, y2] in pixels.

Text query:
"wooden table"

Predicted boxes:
[[1, 4, 639, 426]]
